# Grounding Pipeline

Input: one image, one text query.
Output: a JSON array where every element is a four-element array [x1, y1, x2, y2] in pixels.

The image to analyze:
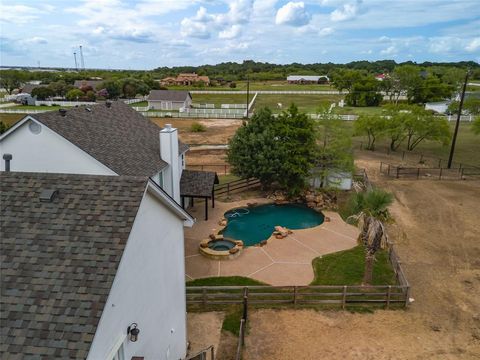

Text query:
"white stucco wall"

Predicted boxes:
[[87, 187, 188, 360], [0, 118, 116, 175]]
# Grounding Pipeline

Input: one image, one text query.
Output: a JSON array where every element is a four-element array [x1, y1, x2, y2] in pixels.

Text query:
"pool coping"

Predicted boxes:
[[184, 198, 359, 286]]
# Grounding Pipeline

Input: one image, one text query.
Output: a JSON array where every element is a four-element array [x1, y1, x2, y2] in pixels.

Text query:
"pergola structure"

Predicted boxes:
[[180, 170, 219, 221]]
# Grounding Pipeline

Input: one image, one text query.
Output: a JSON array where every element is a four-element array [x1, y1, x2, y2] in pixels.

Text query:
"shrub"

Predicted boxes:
[[190, 122, 206, 132], [229, 82, 237, 88]]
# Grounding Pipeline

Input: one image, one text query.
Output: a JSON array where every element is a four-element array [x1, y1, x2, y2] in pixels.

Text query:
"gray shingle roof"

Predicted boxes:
[[29, 101, 188, 176], [0, 172, 148, 359], [180, 170, 218, 197], [148, 90, 191, 102]]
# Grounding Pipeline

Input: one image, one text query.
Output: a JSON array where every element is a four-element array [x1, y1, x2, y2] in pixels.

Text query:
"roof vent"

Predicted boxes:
[[39, 189, 58, 202], [59, 109, 67, 116], [85, 107, 92, 112], [106, 101, 112, 108], [3, 153, 12, 172]]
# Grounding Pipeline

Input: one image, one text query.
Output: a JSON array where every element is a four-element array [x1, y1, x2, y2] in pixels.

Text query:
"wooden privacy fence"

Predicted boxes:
[[187, 164, 231, 175], [214, 178, 261, 196], [380, 162, 480, 180], [186, 345, 214, 360], [186, 284, 409, 310]]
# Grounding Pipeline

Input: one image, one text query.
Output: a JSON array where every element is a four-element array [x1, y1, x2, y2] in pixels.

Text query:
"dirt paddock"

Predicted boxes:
[[243, 152, 480, 360]]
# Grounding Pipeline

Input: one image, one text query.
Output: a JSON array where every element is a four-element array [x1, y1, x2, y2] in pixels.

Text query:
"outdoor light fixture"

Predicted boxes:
[[127, 323, 140, 342]]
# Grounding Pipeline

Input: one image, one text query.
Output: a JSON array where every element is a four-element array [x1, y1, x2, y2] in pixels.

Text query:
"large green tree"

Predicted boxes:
[[402, 107, 451, 150], [0, 70, 25, 94], [227, 105, 317, 193], [354, 115, 387, 150], [31, 87, 55, 100]]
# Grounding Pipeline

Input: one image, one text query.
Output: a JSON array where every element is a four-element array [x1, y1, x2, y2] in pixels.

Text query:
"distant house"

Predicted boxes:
[[0, 101, 217, 219], [375, 73, 388, 81], [0, 171, 194, 359], [74, 79, 103, 90], [147, 90, 192, 111], [19, 83, 45, 94], [287, 75, 330, 84], [160, 73, 210, 86]]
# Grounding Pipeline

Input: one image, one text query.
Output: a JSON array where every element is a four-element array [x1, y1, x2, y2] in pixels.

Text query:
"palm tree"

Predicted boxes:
[[348, 189, 393, 285]]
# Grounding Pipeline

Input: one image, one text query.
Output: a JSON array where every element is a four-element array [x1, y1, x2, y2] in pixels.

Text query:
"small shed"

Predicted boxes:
[[148, 90, 192, 111]]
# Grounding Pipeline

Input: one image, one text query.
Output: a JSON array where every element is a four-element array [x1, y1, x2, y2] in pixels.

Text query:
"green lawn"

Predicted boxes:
[[128, 101, 148, 107], [311, 246, 396, 286], [186, 276, 266, 287], [254, 94, 344, 113], [192, 93, 248, 106], [332, 106, 387, 116]]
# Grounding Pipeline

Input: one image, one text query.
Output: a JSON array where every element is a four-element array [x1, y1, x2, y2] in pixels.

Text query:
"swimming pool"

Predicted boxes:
[[222, 203, 324, 246]]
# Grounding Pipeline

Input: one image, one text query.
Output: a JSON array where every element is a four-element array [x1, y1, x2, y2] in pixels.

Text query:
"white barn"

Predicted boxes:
[[147, 90, 192, 111]]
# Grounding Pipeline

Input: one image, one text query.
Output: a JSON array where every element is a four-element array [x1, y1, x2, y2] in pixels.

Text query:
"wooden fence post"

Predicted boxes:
[[342, 285, 347, 310], [202, 287, 207, 309], [224, 164, 227, 175], [402, 151, 405, 160], [417, 168, 420, 179], [243, 287, 249, 321], [396, 167, 400, 179], [293, 286, 297, 308], [386, 285, 391, 309], [227, 183, 230, 196], [388, 164, 391, 176], [439, 167, 443, 180]]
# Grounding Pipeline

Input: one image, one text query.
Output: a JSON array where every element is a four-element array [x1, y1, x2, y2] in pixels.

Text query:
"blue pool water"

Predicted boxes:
[[222, 204, 324, 246]]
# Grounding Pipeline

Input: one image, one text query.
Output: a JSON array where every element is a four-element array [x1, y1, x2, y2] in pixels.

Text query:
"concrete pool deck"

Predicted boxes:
[[184, 198, 359, 286]]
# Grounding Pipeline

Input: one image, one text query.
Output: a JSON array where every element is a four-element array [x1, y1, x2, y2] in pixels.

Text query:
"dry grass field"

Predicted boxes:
[[242, 152, 480, 360]]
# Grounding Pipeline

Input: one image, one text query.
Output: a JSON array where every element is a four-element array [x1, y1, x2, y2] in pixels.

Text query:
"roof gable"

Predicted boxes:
[[22, 102, 188, 176], [148, 90, 191, 102]]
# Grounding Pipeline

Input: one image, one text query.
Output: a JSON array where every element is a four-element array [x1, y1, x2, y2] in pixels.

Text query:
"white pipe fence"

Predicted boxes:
[[35, 100, 96, 106], [122, 96, 147, 104], [192, 103, 215, 109], [190, 90, 347, 95], [221, 103, 247, 109]]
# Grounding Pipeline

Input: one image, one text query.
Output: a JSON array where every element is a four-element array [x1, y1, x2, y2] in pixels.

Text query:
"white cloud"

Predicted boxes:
[[23, 37, 48, 44], [275, 2, 311, 27], [319, 27, 334, 36], [181, 1, 253, 40], [465, 37, 480, 52], [380, 45, 397, 55], [330, 1, 361, 22], [219, 25, 242, 39], [0, 4, 41, 24], [180, 18, 211, 39]]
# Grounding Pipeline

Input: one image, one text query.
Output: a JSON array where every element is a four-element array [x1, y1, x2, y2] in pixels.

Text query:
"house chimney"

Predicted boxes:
[[3, 154, 12, 172], [59, 108, 67, 116], [160, 124, 180, 202]]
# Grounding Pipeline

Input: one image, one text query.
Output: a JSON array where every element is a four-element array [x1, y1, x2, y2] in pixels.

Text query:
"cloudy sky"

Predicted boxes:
[[1, 0, 479, 69]]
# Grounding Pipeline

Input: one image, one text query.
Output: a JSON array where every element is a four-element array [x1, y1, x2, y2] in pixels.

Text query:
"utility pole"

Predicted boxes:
[[73, 52, 78, 71], [447, 69, 469, 169], [79, 45, 85, 70], [246, 76, 250, 118]]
